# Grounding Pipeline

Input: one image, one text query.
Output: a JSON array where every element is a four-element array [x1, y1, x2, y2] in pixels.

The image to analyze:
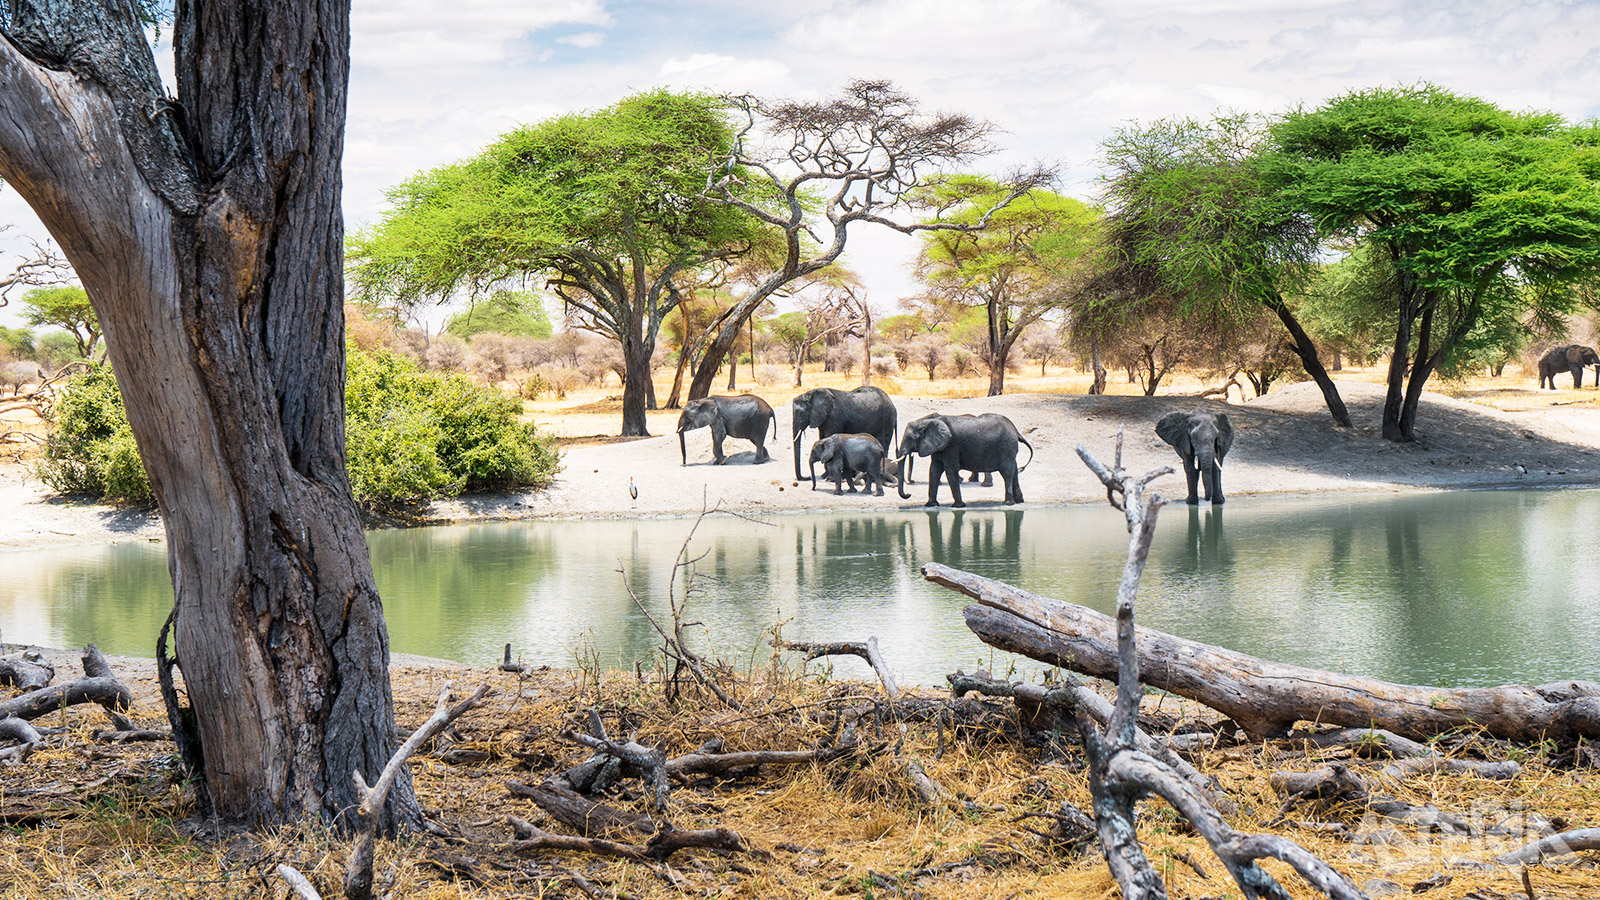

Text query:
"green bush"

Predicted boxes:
[[40, 349, 561, 509], [37, 363, 154, 503]]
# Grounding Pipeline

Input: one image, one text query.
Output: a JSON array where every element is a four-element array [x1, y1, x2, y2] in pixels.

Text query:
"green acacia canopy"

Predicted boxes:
[[1267, 85, 1600, 293], [348, 89, 769, 315]]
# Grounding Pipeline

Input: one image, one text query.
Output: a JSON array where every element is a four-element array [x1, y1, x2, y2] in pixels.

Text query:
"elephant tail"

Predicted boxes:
[[1017, 435, 1036, 472]]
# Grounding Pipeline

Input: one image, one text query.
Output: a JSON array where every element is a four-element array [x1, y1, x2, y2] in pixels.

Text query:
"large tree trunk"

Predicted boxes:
[[927, 563, 1600, 743], [0, 1, 414, 829]]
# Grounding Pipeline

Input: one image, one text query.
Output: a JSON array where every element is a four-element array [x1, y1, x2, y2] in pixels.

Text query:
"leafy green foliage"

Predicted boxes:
[[444, 290, 552, 339], [21, 285, 101, 358], [1265, 84, 1600, 437], [40, 349, 561, 509], [37, 363, 152, 503], [0, 324, 34, 359], [345, 347, 560, 506], [348, 89, 774, 435]]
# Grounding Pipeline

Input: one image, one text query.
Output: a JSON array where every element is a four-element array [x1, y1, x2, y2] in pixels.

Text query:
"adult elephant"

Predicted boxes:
[[1155, 409, 1234, 505], [1537, 344, 1600, 389], [808, 433, 894, 495], [791, 386, 897, 481], [895, 413, 1032, 507], [678, 394, 776, 465]]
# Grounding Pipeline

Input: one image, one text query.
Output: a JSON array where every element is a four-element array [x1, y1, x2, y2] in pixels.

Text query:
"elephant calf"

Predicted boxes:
[[809, 433, 895, 496], [1156, 409, 1233, 504], [677, 394, 776, 465]]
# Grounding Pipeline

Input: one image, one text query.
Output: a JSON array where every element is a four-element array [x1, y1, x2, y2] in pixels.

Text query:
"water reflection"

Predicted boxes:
[[1, 489, 1597, 687]]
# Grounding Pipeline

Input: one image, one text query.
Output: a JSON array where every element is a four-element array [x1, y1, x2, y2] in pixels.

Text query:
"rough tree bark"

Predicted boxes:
[[0, 1, 414, 828]]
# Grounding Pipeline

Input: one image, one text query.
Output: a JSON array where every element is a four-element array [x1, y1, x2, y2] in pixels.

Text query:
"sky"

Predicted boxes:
[[3, 0, 1599, 330]]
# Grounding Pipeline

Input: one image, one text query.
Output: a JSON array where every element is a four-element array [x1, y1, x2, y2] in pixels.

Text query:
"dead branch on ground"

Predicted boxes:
[[504, 814, 754, 862], [344, 681, 490, 900], [0, 648, 54, 691], [930, 562, 1600, 742], [0, 645, 133, 730], [774, 637, 898, 699], [1494, 828, 1600, 866]]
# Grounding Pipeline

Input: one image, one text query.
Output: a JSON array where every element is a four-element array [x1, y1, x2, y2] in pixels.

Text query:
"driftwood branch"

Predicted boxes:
[[1288, 728, 1520, 780], [0, 649, 54, 691], [507, 780, 654, 837], [277, 864, 324, 900], [1494, 828, 1600, 866], [344, 682, 490, 900], [505, 814, 753, 862], [775, 638, 898, 699], [931, 561, 1600, 743], [0, 645, 133, 729]]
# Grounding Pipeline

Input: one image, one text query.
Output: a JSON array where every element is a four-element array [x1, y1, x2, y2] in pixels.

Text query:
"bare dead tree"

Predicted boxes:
[[683, 79, 1054, 402], [0, 226, 73, 305]]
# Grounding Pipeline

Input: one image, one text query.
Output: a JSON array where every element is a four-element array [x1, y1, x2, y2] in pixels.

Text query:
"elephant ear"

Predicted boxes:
[[920, 418, 953, 454], [1213, 413, 1234, 460], [810, 390, 835, 430], [1155, 412, 1190, 451], [819, 440, 837, 463], [1567, 346, 1583, 364]]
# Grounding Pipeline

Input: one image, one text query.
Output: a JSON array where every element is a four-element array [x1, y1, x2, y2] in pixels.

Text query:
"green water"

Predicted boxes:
[[2, 489, 1596, 687]]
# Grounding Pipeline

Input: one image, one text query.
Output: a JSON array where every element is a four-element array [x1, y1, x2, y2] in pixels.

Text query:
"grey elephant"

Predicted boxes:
[[791, 386, 897, 481], [895, 413, 1033, 507], [1537, 344, 1600, 389], [808, 433, 895, 495], [677, 394, 776, 465], [1156, 409, 1234, 505]]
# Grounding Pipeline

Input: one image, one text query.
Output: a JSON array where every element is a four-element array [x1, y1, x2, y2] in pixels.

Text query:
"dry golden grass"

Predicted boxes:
[[2, 658, 1597, 899]]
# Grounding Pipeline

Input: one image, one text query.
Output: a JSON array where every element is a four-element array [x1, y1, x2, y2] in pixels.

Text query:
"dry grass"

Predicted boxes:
[[3, 657, 1597, 899]]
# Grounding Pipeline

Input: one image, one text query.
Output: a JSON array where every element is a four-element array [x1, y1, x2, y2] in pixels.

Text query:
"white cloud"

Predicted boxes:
[[657, 53, 792, 93], [558, 31, 607, 48], [350, 0, 610, 67]]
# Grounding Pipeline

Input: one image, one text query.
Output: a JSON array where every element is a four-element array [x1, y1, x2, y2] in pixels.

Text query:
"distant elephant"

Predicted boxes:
[[895, 413, 1033, 507], [677, 394, 776, 465], [808, 433, 895, 495], [1537, 344, 1600, 389], [791, 386, 898, 481], [1156, 409, 1234, 505]]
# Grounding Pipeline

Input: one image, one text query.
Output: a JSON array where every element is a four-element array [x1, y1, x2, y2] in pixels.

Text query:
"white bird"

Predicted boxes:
[[628, 476, 638, 505], [1513, 463, 1527, 479]]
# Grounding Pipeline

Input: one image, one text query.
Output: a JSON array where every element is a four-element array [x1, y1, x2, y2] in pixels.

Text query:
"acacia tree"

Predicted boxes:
[[1095, 115, 1352, 425], [768, 268, 864, 387], [0, 0, 415, 828], [683, 79, 1050, 402], [915, 176, 1095, 395], [349, 90, 770, 436], [1267, 85, 1600, 441], [21, 285, 100, 358]]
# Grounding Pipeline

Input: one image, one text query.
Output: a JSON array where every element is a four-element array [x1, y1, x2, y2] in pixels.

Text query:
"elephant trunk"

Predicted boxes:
[[678, 429, 688, 466], [809, 457, 818, 490], [896, 454, 912, 500], [1197, 448, 1220, 501]]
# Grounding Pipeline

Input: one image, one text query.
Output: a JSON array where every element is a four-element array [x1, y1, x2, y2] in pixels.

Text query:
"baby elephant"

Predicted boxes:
[[1156, 409, 1233, 504], [677, 394, 776, 465], [809, 433, 894, 496]]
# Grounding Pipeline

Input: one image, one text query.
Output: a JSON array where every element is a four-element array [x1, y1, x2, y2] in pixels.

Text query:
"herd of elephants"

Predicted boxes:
[[672, 343, 1599, 508], [674, 385, 1235, 508]]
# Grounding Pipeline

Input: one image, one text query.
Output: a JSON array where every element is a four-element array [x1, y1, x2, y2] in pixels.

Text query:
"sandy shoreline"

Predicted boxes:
[[3, 379, 1599, 551]]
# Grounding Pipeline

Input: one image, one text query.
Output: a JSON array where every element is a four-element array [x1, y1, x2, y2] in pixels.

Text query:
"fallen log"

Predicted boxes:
[[929, 562, 1600, 743], [0, 649, 54, 691], [507, 780, 653, 837], [1494, 828, 1600, 866], [505, 814, 752, 862], [0, 645, 133, 729]]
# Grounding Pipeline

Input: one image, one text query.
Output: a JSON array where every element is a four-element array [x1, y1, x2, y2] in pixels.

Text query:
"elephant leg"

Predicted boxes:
[[711, 421, 727, 464], [1205, 462, 1224, 505], [1183, 454, 1201, 504], [925, 461, 943, 507], [945, 461, 966, 509], [1003, 464, 1022, 504], [980, 472, 993, 487], [1576, 367, 1585, 389], [966, 471, 979, 483]]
